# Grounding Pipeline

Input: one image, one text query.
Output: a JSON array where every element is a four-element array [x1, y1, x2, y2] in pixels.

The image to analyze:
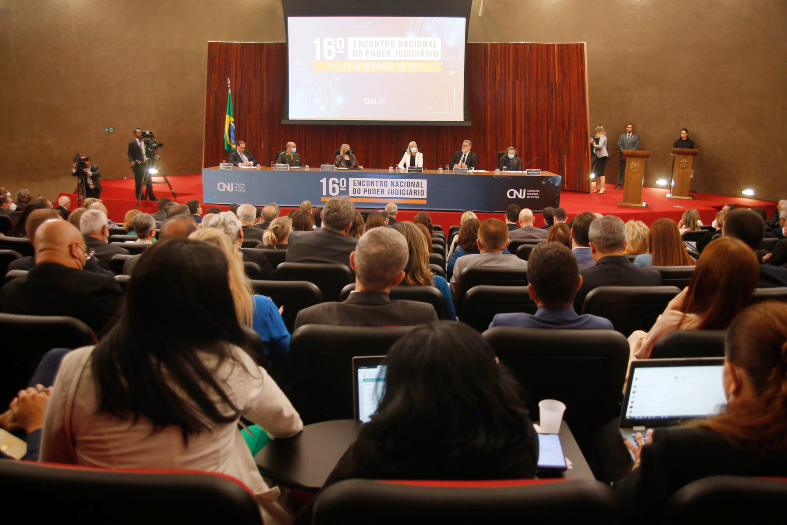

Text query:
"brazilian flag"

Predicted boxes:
[[224, 89, 236, 153]]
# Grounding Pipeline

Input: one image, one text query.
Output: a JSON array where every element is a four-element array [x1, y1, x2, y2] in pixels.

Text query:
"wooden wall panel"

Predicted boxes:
[[204, 42, 590, 193]]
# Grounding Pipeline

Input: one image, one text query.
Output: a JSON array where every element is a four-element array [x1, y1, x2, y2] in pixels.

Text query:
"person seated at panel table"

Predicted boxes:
[[498, 146, 522, 171], [275, 142, 301, 167], [335, 144, 362, 169], [397, 141, 423, 169], [450, 139, 478, 170], [228, 141, 258, 167]]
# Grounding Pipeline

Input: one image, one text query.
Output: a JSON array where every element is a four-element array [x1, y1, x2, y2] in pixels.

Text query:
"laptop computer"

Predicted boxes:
[[352, 356, 386, 424], [620, 358, 727, 449]]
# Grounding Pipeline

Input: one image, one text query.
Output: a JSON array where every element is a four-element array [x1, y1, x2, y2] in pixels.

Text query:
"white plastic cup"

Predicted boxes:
[[538, 399, 566, 434], [305, 165, 309, 171]]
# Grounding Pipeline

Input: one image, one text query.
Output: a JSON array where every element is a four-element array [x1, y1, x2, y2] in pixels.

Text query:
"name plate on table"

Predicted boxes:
[[452, 167, 469, 175], [407, 167, 423, 173], [320, 164, 336, 172], [220, 163, 234, 170], [526, 169, 542, 176], [274, 164, 290, 171]]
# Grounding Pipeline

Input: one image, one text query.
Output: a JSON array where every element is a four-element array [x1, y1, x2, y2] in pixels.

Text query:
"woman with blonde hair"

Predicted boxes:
[[634, 218, 695, 267], [590, 125, 609, 194], [335, 143, 361, 169], [397, 141, 423, 169], [263, 216, 292, 249], [123, 209, 142, 235], [624, 220, 649, 255], [392, 222, 456, 321], [678, 208, 702, 234], [189, 228, 290, 366], [447, 210, 478, 258], [346, 211, 365, 239]]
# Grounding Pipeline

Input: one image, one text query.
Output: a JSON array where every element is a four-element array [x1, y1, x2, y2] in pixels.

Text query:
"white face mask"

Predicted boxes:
[[291, 147, 296, 153], [410, 147, 417, 154], [8, 202, 16, 211]]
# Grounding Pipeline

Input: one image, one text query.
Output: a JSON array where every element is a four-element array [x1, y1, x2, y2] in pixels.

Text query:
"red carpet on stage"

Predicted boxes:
[[60, 174, 777, 228]]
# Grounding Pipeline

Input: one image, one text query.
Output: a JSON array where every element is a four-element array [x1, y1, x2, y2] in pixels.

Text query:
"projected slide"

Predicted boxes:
[[287, 17, 466, 122]]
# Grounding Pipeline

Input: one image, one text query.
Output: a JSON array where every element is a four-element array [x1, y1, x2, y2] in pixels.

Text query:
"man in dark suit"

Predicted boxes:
[[537, 207, 553, 230], [128, 128, 156, 201], [16, 189, 31, 210], [384, 203, 398, 226], [0, 220, 123, 335], [294, 227, 439, 329], [150, 198, 172, 222], [287, 195, 358, 268], [724, 209, 787, 287], [210, 211, 275, 279], [450, 140, 478, 170], [187, 199, 202, 224], [237, 204, 264, 243], [254, 205, 278, 231], [80, 209, 130, 271], [616, 123, 639, 189], [505, 204, 521, 232], [575, 215, 661, 310], [228, 141, 258, 166], [509, 208, 549, 240]]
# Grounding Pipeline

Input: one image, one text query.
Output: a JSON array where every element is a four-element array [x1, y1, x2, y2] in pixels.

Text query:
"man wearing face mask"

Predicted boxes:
[[276, 142, 302, 167], [451, 140, 478, 170], [0, 193, 17, 217], [397, 141, 423, 169], [0, 220, 123, 336], [498, 146, 522, 172]]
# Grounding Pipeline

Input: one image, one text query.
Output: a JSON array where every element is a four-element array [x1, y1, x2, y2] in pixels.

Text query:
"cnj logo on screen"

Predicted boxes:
[[217, 182, 245, 193]]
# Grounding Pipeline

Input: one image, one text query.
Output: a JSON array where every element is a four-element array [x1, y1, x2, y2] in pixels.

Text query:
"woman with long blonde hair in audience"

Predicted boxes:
[[346, 211, 365, 239], [263, 216, 292, 249], [678, 208, 702, 234], [447, 210, 478, 258], [624, 220, 649, 255], [634, 218, 695, 267], [123, 209, 142, 235]]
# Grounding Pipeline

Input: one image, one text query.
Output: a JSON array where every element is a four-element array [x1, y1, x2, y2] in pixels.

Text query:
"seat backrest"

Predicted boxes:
[[276, 262, 354, 302], [427, 263, 446, 279], [0, 461, 263, 525], [662, 475, 787, 525], [113, 243, 148, 256], [108, 226, 128, 236], [461, 285, 536, 332], [0, 237, 34, 257], [650, 266, 695, 288], [109, 234, 134, 243], [751, 287, 787, 305], [650, 329, 726, 359], [623, 253, 638, 262], [290, 324, 414, 424], [261, 249, 287, 269], [428, 252, 446, 271], [0, 249, 22, 276], [0, 313, 96, 405], [514, 244, 538, 261], [681, 230, 707, 242], [3, 269, 27, 286], [110, 254, 136, 275], [581, 286, 681, 337], [241, 239, 262, 249], [243, 261, 264, 280], [433, 225, 444, 232], [759, 237, 779, 252], [114, 274, 131, 292], [313, 478, 615, 525], [339, 283, 444, 319], [507, 239, 532, 255], [430, 244, 445, 257], [483, 327, 629, 452], [250, 279, 322, 334], [457, 267, 529, 314], [448, 225, 461, 238]]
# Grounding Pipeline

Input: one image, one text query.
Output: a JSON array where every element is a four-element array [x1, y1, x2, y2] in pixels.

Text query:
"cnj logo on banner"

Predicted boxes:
[[218, 182, 245, 192]]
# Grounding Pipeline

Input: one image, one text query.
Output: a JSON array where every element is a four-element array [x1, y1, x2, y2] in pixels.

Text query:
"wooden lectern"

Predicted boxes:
[[618, 150, 650, 207], [669, 148, 699, 199]]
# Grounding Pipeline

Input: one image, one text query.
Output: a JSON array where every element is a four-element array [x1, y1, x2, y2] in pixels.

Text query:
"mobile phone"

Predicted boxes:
[[537, 433, 567, 471], [0, 428, 28, 459]]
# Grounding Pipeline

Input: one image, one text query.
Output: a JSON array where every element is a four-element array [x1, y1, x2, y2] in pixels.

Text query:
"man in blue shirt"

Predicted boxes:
[[489, 242, 612, 330]]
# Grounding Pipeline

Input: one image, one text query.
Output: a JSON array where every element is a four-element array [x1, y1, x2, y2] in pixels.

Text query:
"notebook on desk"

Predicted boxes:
[[620, 358, 727, 448], [353, 356, 386, 424]]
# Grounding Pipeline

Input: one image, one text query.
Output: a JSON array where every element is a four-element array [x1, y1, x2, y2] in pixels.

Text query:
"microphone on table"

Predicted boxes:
[[522, 156, 541, 170]]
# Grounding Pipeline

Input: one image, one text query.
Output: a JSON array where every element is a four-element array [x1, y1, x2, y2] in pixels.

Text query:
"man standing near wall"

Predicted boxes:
[[616, 123, 638, 190]]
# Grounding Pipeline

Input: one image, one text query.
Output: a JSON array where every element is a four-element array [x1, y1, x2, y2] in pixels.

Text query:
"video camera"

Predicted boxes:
[[140, 130, 164, 157], [73, 153, 88, 177]]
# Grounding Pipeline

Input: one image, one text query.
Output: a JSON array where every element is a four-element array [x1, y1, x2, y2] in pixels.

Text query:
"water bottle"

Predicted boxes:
[[438, 167, 443, 174], [389, 165, 393, 172], [495, 169, 500, 174], [304, 165, 309, 171], [270, 161, 275, 169]]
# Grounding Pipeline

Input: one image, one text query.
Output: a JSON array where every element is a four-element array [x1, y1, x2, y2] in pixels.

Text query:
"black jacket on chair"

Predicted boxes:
[[575, 255, 661, 311], [287, 228, 358, 269]]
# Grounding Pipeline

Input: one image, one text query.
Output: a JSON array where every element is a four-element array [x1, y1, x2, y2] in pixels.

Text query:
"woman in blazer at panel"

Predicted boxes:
[[397, 141, 423, 169], [590, 125, 609, 194]]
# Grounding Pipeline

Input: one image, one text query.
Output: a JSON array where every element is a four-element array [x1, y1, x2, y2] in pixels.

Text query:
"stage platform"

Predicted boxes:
[[59, 173, 777, 229]]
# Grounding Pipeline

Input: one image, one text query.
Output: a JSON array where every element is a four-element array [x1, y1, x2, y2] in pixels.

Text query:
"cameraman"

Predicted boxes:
[[72, 156, 102, 199], [128, 127, 156, 201]]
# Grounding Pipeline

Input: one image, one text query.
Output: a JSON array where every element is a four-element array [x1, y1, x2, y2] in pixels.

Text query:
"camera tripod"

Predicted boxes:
[[136, 155, 177, 208], [75, 171, 88, 208]]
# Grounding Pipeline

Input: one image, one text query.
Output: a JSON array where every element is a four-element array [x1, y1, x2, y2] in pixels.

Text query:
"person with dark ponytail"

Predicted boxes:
[[616, 301, 787, 522]]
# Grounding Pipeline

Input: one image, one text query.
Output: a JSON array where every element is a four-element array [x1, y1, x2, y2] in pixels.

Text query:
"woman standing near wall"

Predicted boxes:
[[590, 126, 609, 194]]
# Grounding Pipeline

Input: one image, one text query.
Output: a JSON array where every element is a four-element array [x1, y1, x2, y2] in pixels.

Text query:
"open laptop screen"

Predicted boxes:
[[353, 356, 386, 423], [621, 358, 727, 427]]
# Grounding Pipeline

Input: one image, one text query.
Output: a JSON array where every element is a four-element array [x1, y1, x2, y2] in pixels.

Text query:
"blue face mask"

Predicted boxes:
[[508, 153, 514, 159], [291, 147, 296, 153]]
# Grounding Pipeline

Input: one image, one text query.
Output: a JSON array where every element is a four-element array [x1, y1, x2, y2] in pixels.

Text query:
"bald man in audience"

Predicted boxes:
[[450, 219, 528, 299], [294, 227, 439, 328], [0, 221, 123, 335], [237, 204, 264, 243], [254, 205, 278, 231], [80, 209, 129, 270], [509, 208, 549, 240]]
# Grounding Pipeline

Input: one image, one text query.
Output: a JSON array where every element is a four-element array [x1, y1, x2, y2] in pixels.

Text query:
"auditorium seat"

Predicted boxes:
[[623, 254, 638, 262], [681, 230, 708, 242], [241, 239, 263, 249], [751, 287, 787, 304], [114, 274, 130, 291], [456, 267, 528, 315], [0, 312, 96, 405], [461, 285, 537, 332], [112, 243, 148, 255], [483, 327, 629, 455], [276, 262, 353, 303], [249, 279, 322, 334], [662, 475, 787, 525], [108, 234, 134, 243], [290, 325, 414, 424], [260, 248, 287, 269], [0, 461, 263, 525], [759, 237, 779, 252], [448, 225, 460, 239], [429, 253, 446, 271], [0, 237, 34, 257], [433, 225, 443, 232], [581, 286, 682, 337], [110, 254, 136, 275], [514, 243, 539, 262], [430, 244, 445, 257], [108, 226, 128, 236], [243, 261, 265, 280], [508, 239, 534, 255], [650, 329, 726, 359], [0, 249, 22, 276], [340, 283, 444, 319], [427, 263, 446, 279], [3, 269, 27, 286], [313, 479, 615, 525], [650, 266, 695, 288]]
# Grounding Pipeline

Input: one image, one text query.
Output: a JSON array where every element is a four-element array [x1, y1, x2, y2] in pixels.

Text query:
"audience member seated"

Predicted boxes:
[[504, 204, 521, 232], [384, 203, 399, 225], [538, 206, 554, 230], [634, 218, 695, 267], [200, 212, 217, 230], [66, 207, 87, 229], [547, 223, 572, 249], [294, 227, 438, 328], [39, 239, 302, 524], [490, 243, 613, 330], [392, 221, 457, 321], [166, 204, 191, 219], [624, 220, 649, 255], [509, 208, 549, 240], [187, 199, 203, 224], [724, 209, 787, 287], [571, 212, 597, 266], [629, 237, 759, 359], [765, 200, 786, 229], [346, 211, 365, 239], [311, 206, 322, 229], [83, 197, 101, 210], [54, 196, 71, 220], [289, 209, 314, 232], [123, 209, 142, 235], [365, 211, 385, 231], [711, 203, 736, 228], [296, 321, 538, 523], [190, 228, 290, 367], [772, 210, 787, 240], [413, 211, 435, 238], [7, 199, 51, 238], [0, 220, 123, 335], [575, 215, 661, 309], [553, 207, 568, 225], [0, 385, 51, 461], [677, 208, 702, 234], [128, 213, 156, 244], [447, 210, 478, 258], [15, 189, 31, 210], [696, 210, 726, 253], [255, 204, 278, 231], [287, 196, 358, 268], [237, 204, 264, 243], [616, 301, 787, 523], [122, 215, 199, 276], [0, 193, 17, 222], [450, 219, 527, 299], [209, 212, 274, 279], [263, 217, 292, 249], [151, 200, 173, 222], [204, 205, 221, 215], [80, 209, 130, 270], [763, 237, 787, 267], [447, 218, 481, 275]]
